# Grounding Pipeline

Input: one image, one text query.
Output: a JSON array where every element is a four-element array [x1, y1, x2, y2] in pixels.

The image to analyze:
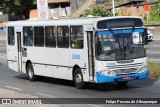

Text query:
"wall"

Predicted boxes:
[[70, 0, 86, 13], [117, 5, 152, 19]]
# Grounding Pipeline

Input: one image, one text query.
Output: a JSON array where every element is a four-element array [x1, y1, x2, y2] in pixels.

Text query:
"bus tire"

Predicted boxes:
[[27, 63, 36, 81], [74, 68, 85, 89], [117, 81, 128, 86]]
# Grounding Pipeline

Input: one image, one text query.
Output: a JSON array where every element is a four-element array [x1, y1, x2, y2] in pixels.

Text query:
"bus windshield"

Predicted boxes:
[[95, 28, 146, 61]]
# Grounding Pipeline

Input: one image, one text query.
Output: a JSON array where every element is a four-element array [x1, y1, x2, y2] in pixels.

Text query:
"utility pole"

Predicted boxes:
[[112, 0, 115, 16]]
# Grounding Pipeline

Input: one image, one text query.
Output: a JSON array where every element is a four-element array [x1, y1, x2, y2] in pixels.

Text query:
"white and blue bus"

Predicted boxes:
[[7, 16, 148, 89]]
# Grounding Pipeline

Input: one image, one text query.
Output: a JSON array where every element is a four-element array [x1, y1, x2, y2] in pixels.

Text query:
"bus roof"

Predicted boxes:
[[7, 16, 143, 27]]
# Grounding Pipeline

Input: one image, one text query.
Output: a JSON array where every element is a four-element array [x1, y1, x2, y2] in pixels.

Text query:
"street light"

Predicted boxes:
[[112, 0, 115, 17]]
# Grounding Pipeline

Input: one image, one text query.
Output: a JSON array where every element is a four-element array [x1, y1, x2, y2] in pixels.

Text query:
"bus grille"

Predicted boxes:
[[107, 62, 144, 75], [112, 68, 138, 75]]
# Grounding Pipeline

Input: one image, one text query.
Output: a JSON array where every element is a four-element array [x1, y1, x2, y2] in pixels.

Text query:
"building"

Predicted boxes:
[[99, 0, 159, 17], [30, 0, 88, 19], [0, 5, 8, 24]]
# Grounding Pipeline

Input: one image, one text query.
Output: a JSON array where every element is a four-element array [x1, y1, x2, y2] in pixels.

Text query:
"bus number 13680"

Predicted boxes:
[[72, 54, 81, 59]]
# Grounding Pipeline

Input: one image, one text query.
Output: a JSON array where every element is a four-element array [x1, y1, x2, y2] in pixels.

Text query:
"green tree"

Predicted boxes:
[[148, 3, 160, 22], [1, 0, 19, 14], [83, 9, 92, 17], [82, 4, 111, 17], [1, 0, 36, 20], [92, 4, 111, 17]]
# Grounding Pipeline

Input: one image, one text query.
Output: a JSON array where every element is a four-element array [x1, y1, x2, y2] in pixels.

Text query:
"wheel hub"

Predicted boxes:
[[28, 68, 33, 78], [76, 73, 82, 83]]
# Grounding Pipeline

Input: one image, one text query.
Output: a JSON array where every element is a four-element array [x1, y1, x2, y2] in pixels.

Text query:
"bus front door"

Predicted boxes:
[[87, 32, 95, 81], [16, 32, 22, 72]]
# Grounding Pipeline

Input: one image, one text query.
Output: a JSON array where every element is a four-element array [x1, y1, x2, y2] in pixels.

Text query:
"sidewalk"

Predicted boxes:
[[0, 87, 58, 107]]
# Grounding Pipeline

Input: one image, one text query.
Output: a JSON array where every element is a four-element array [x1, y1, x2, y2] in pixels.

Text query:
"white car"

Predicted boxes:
[[147, 30, 153, 41]]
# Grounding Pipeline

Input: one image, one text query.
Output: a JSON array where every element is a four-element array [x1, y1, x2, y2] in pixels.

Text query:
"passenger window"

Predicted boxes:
[[8, 27, 15, 45], [34, 26, 44, 47], [57, 26, 69, 48], [45, 26, 56, 47], [70, 26, 83, 49], [23, 27, 33, 46]]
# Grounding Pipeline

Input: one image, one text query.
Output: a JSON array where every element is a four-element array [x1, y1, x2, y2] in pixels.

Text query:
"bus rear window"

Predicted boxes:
[[8, 27, 15, 45]]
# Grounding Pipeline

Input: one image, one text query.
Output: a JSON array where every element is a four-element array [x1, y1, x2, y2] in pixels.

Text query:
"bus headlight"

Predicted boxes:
[[137, 66, 147, 73], [99, 70, 116, 76]]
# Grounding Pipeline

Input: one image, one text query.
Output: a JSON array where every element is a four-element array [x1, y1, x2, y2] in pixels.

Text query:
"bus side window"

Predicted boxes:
[[70, 26, 83, 49], [57, 26, 69, 48], [23, 27, 33, 46], [45, 26, 56, 47], [8, 27, 15, 45], [34, 26, 44, 47]]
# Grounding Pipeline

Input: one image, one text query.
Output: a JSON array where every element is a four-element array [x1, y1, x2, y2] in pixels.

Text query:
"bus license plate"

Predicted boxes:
[[122, 76, 131, 80]]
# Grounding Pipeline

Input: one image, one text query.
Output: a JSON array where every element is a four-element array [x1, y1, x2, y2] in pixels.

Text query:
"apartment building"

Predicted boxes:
[[30, 0, 87, 19]]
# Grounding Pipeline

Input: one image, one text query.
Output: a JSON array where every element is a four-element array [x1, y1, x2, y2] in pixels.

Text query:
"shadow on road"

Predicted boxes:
[[14, 74, 157, 92], [85, 78, 157, 91]]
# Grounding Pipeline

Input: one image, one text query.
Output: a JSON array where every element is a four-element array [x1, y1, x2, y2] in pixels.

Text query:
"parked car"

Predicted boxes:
[[147, 30, 153, 41]]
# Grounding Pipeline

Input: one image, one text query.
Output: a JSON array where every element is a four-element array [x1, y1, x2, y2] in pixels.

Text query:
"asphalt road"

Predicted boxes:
[[146, 40, 160, 62], [0, 40, 160, 107]]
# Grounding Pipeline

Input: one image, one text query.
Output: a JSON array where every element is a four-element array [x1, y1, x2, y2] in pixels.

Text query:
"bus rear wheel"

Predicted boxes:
[[27, 63, 36, 81], [74, 68, 85, 89]]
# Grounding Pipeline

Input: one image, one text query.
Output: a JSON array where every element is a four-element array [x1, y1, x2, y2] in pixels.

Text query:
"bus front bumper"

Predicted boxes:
[[96, 69, 148, 83]]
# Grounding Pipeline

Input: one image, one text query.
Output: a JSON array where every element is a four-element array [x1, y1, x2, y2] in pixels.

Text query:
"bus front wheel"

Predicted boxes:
[[74, 68, 85, 89], [27, 63, 36, 81]]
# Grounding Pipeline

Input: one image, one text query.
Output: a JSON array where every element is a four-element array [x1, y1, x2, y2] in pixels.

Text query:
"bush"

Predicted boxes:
[[148, 61, 160, 79], [82, 4, 111, 17]]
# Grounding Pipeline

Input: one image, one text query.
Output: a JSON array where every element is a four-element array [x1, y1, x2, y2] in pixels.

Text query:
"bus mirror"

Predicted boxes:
[[142, 28, 148, 45]]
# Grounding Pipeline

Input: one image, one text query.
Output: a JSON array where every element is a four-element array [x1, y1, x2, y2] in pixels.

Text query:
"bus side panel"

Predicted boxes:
[[22, 61, 26, 73], [7, 28, 19, 72], [40, 48, 57, 78], [7, 46, 18, 72], [23, 47, 58, 78], [57, 48, 72, 80], [69, 31, 89, 82], [70, 49, 89, 82], [26, 47, 46, 76]]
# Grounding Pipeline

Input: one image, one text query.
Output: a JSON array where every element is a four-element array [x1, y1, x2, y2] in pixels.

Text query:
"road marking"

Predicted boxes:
[[148, 59, 160, 61], [147, 45, 160, 47], [147, 51, 160, 54], [151, 45, 160, 47], [4, 86, 22, 91], [37, 93, 57, 98]]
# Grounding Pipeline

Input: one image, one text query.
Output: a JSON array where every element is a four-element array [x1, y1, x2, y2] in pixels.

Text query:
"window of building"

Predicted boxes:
[[70, 26, 83, 49], [34, 26, 44, 47], [45, 26, 56, 47], [57, 26, 69, 48], [8, 27, 15, 45], [23, 27, 33, 46]]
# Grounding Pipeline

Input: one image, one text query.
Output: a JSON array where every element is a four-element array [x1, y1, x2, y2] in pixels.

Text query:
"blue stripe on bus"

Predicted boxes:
[[96, 69, 148, 83], [97, 29, 144, 35]]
